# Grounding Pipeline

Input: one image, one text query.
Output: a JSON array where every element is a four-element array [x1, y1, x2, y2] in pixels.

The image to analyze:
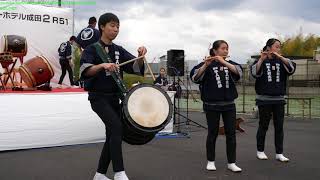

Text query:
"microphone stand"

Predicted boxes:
[[168, 66, 207, 135]]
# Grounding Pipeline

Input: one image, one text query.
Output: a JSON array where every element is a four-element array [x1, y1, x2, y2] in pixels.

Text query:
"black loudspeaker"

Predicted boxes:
[[167, 49, 184, 76]]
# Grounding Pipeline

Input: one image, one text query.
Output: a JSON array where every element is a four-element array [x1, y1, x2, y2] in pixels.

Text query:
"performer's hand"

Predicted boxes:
[[260, 50, 268, 61], [271, 51, 283, 59], [204, 56, 214, 66], [213, 56, 225, 64], [100, 63, 119, 72], [137, 46, 147, 56]]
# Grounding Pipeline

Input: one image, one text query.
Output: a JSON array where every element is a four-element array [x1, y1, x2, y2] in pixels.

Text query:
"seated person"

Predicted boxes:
[[154, 67, 168, 86]]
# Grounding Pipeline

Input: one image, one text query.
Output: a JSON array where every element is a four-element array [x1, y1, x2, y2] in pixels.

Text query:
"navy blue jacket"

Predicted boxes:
[[190, 60, 242, 104], [80, 40, 144, 98], [154, 76, 168, 86], [76, 25, 100, 49], [58, 41, 72, 60], [250, 58, 296, 96]]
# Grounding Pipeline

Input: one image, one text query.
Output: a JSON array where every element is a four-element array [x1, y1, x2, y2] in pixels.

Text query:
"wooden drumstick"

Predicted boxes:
[[143, 57, 156, 81], [118, 56, 145, 67]]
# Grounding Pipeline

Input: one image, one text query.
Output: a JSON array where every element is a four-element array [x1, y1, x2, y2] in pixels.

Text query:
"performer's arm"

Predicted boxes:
[[271, 52, 296, 75], [121, 46, 146, 75], [250, 51, 268, 78], [216, 57, 240, 76], [84, 63, 118, 77], [192, 63, 208, 82], [255, 58, 264, 74], [66, 43, 72, 60], [254, 51, 268, 75], [229, 61, 243, 81], [192, 56, 216, 82], [80, 47, 118, 79]]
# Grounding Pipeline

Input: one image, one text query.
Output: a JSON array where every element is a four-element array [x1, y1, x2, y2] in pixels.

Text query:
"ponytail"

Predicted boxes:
[[263, 46, 268, 51]]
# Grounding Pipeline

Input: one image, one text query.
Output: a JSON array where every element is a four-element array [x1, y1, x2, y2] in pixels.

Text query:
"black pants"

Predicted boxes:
[[256, 103, 285, 154], [58, 59, 74, 85], [205, 109, 236, 163], [90, 96, 124, 173]]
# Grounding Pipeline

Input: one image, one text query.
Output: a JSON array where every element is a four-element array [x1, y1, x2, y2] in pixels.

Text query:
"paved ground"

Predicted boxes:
[[0, 112, 319, 180]]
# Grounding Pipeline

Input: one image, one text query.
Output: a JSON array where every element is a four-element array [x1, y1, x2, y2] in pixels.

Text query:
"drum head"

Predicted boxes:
[[19, 56, 54, 87], [19, 66, 34, 87], [0, 35, 27, 56], [123, 84, 173, 133]]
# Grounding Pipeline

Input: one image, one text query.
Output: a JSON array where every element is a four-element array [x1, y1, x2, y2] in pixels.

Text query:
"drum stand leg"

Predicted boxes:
[[0, 74, 5, 90], [3, 59, 17, 89], [160, 74, 206, 139], [173, 76, 207, 131], [12, 56, 25, 91]]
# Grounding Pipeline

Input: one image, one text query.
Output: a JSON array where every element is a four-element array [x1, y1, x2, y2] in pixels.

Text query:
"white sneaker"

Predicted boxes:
[[227, 163, 242, 172], [93, 172, 111, 180], [58, 84, 68, 89], [257, 151, 268, 160], [276, 154, 289, 162], [206, 161, 216, 171], [114, 171, 129, 180], [71, 85, 80, 89]]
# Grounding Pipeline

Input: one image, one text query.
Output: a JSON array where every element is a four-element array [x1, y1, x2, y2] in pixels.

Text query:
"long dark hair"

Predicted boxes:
[[263, 38, 281, 51], [209, 40, 228, 56]]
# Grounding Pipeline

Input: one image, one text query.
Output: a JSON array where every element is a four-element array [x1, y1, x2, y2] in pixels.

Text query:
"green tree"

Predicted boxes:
[[123, 73, 153, 88], [281, 34, 320, 57]]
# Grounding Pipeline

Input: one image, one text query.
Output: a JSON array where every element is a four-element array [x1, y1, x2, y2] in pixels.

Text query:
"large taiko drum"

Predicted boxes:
[[0, 35, 28, 57], [19, 56, 54, 87], [122, 84, 173, 145]]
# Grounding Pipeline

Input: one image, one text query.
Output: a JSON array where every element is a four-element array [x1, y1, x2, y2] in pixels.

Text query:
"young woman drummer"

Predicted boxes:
[[190, 40, 243, 172], [250, 38, 296, 162], [80, 13, 146, 180]]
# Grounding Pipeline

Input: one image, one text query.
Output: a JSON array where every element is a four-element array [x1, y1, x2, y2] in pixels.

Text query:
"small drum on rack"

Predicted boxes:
[[0, 35, 28, 57], [122, 84, 173, 145], [19, 56, 54, 87], [0, 52, 13, 68]]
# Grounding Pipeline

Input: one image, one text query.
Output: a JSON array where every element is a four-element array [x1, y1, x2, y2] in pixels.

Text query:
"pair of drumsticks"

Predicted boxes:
[[120, 55, 233, 80]]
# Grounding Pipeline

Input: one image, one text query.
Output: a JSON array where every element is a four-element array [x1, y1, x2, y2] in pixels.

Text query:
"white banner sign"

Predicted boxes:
[[0, 4, 73, 84]]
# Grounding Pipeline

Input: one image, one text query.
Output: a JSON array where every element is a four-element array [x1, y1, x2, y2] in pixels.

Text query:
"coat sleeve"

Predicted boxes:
[[190, 62, 205, 84], [119, 46, 145, 76], [80, 45, 97, 80], [250, 60, 263, 79]]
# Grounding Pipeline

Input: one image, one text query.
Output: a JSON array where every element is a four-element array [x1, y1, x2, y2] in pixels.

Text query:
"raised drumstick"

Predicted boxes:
[[118, 56, 145, 67], [143, 57, 156, 81]]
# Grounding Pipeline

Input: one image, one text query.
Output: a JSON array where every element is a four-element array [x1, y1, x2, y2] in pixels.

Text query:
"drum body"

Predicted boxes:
[[19, 56, 54, 87], [0, 35, 28, 57], [122, 84, 173, 145]]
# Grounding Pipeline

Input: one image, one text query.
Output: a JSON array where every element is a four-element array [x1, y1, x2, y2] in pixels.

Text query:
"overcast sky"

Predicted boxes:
[[72, 0, 320, 63]]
